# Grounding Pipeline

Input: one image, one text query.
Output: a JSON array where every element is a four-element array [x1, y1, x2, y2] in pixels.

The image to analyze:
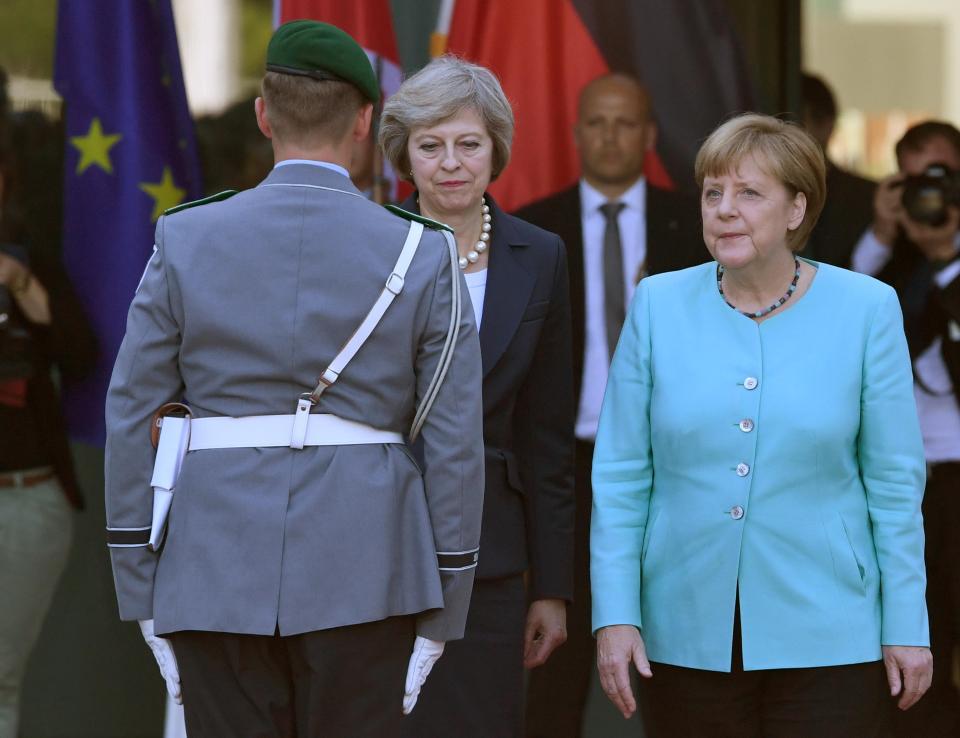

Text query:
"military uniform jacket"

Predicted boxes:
[[105, 163, 484, 642]]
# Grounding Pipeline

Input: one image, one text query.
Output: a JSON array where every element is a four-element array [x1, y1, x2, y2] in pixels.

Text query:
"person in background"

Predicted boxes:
[[380, 55, 575, 738], [799, 72, 876, 268], [0, 82, 96, 737], [515, 72, 708, 738], [852, 119, 960, 737], [194, 97, 274, 194], [593, 113, 930, 737]]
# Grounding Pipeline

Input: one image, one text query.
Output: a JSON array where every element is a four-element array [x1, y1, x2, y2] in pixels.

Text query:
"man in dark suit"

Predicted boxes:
[[516, 72, 708, 738], [800, 72, 876, 268], [852, 120, 960, 738]]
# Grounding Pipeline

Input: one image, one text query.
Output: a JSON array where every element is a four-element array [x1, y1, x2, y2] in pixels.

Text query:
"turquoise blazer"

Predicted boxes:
[[591, 260, 928, 671]]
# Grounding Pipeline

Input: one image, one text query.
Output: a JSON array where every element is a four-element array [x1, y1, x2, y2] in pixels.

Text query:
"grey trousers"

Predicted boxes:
[[0, 473, 72, 738]]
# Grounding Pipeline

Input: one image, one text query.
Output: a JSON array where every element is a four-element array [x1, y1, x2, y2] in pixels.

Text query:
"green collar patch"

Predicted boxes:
[[384, 205, 453, 233], [164, 190, 238, 217]]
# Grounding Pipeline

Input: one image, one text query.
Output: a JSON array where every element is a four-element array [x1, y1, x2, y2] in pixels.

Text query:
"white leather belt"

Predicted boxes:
[[188, 413, 403, 450]]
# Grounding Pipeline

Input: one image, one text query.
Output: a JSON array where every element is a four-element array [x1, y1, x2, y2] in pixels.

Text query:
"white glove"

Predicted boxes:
[[402, 636, 444, 714], [139, 619, 182, 705]]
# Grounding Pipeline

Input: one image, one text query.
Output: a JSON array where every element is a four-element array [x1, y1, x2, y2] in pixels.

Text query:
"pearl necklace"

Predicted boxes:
[[717, 256, 801, 319], [459, 198, 492, 270]]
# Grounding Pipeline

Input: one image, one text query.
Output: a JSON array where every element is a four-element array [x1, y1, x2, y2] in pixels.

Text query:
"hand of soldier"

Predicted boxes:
[[523, 598, 567, 668], [402, 636, 444, 714], [872, 173, 906, 246], [138, 619, 182, 705], [900, 206, 960, 263]]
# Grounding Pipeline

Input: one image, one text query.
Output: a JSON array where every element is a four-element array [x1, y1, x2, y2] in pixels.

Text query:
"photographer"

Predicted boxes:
[[0, 107, 95, 734], [853, 120, 960, 737]]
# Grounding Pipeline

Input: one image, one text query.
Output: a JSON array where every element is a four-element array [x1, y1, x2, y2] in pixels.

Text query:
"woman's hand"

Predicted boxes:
[[0, 252, 51, 325], [883, 645, 933, 710], [596, 624, 652, 719], [0, 252, 29, 290], [523, 598, 567, 668]]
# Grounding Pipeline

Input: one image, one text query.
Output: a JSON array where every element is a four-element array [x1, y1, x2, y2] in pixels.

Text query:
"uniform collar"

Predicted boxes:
[[260, 161, 365, 198], [273, 159, 351, 180]]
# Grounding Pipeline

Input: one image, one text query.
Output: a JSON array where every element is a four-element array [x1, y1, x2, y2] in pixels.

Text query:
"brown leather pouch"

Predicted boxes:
[[150, 402, 192, 449]]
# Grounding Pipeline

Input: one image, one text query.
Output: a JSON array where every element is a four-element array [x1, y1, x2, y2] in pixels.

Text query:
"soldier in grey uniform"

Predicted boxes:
[[104, 21, 484, 738]]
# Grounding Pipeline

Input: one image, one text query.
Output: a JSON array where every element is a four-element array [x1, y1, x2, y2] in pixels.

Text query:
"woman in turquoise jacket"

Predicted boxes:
[[591, 113, 932, 737]]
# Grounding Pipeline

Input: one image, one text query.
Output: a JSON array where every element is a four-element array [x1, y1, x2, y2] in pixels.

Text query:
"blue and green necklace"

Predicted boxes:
[[717, 256, 801, 319]]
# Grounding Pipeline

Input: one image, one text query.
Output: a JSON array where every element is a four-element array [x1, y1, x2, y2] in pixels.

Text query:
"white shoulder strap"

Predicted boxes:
[[409, 229, 462, 441], [307, 220, 425, 403]]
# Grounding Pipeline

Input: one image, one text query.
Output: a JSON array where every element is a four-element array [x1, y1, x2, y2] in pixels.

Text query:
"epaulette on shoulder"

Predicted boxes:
[[384, 204, 454, 233], [164, 189, 238, 217]]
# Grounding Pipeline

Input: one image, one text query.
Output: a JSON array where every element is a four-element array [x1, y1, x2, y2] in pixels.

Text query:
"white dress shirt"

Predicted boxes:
[[576, 177, 647, 441], [463, 268, 487, 330], [852, 228, 960, 462]]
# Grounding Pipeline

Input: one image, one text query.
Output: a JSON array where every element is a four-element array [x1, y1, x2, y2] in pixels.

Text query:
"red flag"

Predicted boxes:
[[277, 0, 400, 64], [445, 0, 674, 212], [275, 0, 406, 202]]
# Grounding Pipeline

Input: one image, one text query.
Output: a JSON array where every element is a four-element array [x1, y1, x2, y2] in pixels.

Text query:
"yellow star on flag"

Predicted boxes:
[[139, 167, 186, 222], [70, 117, 122, 175]]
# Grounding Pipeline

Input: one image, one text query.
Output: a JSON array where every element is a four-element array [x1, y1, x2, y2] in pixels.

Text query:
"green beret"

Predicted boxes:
[[266, 20, 379, 103]]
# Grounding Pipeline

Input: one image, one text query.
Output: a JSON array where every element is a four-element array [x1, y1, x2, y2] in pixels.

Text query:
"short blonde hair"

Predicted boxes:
[[261, 71, 365, 145], [695, 113, 826, 252], [380, 55, 514, 182]]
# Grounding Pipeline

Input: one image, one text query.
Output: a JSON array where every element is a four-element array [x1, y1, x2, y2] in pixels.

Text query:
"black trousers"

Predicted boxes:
[[526, 440, 594, 738], [170, 616, 413, 738], [401, 575, 527, 738], [892, 460, 960, 737], [639, 600, 891, 738]]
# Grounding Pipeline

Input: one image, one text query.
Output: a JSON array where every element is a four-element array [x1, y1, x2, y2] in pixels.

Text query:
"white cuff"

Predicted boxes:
[[851, 228, 893, 275]]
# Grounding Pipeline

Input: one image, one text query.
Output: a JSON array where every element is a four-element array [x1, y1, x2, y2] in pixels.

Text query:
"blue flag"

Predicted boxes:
[[54, 0, 202, 444]]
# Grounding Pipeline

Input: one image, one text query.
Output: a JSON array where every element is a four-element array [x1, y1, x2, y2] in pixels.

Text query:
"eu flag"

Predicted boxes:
[[54, 0, 202, 444]]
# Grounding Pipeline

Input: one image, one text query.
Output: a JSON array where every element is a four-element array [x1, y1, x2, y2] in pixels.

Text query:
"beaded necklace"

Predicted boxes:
[[717, 256, 801, 319], [458, 198, 492, 270]]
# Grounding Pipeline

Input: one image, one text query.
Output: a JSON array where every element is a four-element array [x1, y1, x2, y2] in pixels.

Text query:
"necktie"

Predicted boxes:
[[600, 202, 626, 359]]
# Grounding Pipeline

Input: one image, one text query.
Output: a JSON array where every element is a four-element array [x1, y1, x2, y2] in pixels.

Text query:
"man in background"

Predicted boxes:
[[853, 120, 960, 737], [516, 72, 707, 738], [800, 72, 876, 268]]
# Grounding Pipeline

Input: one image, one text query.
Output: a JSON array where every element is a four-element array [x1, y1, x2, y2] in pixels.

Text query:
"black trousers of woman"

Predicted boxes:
[[638, 599, 893, 738], [401, 575, 527, 738]]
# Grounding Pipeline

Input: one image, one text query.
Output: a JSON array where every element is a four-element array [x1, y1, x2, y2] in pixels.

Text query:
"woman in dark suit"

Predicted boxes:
[[380, 56, 575, 737]]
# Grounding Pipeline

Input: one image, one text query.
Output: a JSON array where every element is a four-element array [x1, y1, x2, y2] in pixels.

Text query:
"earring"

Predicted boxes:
[[409, 170, 414, 178]]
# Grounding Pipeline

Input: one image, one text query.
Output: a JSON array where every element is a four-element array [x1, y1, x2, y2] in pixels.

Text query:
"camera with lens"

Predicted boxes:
[[900, 162, 960, 227]]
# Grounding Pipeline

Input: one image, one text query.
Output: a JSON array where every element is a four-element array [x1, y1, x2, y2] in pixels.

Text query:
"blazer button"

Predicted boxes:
[[744, 377, 758, 390], [739, 419, 754, 433], [736, 463, 750, 477], [730, 505, 745, 520]]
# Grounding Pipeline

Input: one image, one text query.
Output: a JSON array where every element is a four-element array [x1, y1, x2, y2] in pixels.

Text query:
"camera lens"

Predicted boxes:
[[901, 163, 956, 227]]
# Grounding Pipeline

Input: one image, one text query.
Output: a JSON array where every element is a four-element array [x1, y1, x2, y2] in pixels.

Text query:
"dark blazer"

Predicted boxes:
[[514, 182, 709, 397], [878, 234, 960, 411], [802, 162, 876, 269], [0, 244, 96, 508], [402, 194, 576, 601]]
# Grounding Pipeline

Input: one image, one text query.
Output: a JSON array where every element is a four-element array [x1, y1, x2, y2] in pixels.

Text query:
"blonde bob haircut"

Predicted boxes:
[[380, 55, 515, 183], [695, 113, 826, 252]]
